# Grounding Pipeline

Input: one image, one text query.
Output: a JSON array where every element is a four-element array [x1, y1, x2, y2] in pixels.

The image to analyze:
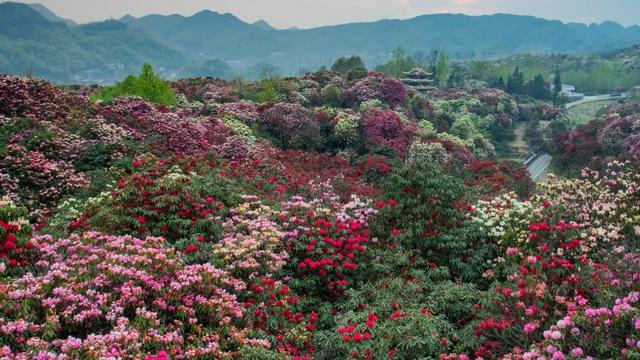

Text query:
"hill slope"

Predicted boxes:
[[0, 2, 184, 83]]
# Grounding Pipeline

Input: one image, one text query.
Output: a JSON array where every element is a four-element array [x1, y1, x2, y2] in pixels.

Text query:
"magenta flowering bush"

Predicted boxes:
[[0, 232, 264, 359], [362, 109, 416, 156], [217, 101, 260, 125], [0, 76, 74, 123], [344, 72, 407, 108], [98, 97, 232, 155]]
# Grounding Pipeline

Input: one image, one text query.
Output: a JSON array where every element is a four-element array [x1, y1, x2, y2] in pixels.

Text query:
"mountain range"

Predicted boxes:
[[1, 1, 640, 84]]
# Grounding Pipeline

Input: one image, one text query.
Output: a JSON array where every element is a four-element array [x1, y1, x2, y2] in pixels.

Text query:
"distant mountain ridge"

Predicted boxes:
[[1, 2, 639, 83], [26, 3, 76, 26], [0, 2, 184, 84]]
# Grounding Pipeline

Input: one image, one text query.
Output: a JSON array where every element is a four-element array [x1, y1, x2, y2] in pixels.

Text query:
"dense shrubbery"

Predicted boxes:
[[2, 72, 638, 359], [551, 102, 640, 174]]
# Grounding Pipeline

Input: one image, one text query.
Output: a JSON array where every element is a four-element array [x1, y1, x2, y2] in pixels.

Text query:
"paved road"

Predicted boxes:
[[565, 93, 627, 109], [527, 154, 552, 180]]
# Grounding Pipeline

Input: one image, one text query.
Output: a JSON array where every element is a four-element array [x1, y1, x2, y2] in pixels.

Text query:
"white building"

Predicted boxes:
[[553, 84, 584, 102]]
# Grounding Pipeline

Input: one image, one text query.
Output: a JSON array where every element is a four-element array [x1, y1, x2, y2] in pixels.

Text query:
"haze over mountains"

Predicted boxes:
[[1, 1, 640, 84]]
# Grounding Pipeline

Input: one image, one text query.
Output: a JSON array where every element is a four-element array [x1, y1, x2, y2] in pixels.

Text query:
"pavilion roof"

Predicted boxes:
[[402, 68, 433, 77]]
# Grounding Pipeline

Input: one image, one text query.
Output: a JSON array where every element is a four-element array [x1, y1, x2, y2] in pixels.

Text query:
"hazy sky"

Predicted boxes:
[[17, 0, 640, 28]]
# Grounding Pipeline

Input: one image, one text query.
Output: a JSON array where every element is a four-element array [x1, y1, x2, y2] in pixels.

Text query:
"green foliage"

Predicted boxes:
[[563, 61, 640, 94], [435, 49, 451, 88], [553, 67, 562, 98], [372, 165, 495, 283], [256, 80, 278, 103], [530, 73, 551, 100], [331, 56, 367, 77], [90, 64, 177, 105], [375, 47, 421, 79], [450, 113, 479, 140], [506, 67, 524, 95], [316, 276, 459, 359], [322, 84, 342, 107]]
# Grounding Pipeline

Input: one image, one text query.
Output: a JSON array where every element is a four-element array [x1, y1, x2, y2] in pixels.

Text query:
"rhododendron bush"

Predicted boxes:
[[552, 102, 640, 174], [1, 74, 639, 359], [0, 232, 261, 358]]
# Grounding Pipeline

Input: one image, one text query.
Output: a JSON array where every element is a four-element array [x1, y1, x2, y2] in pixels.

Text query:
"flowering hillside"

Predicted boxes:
[[0, 72, 639, 359]]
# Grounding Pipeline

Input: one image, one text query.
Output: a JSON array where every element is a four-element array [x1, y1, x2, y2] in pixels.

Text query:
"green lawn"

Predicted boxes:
[[567, 100, 617, 125]]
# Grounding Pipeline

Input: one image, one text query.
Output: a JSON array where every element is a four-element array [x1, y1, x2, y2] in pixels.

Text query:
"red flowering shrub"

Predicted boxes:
[[244, 276, 317, 358], [0, 196, 34, 273], [72, 156, 239, 248], [277, 194, 377, 298], [320, 277, 458, 359], [464, 160, 534, 198], [372, 165, 496, 283]]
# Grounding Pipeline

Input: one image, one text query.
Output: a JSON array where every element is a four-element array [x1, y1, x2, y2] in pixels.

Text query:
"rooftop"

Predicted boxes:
[[402, 68, 433, 77]]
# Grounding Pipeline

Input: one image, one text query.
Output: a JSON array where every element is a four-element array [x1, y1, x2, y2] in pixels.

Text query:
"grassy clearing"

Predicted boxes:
[[567, 100, 617, 125]]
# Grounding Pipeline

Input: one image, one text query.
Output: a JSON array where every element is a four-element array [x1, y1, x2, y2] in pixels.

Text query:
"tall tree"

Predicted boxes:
[[375, 47, 416, 78], [435, 49, 451, 88], [506, 67, 524, 95], [331, 56, 366, 75], [528, 73, 549, 99], [553, 66, 562, 103]]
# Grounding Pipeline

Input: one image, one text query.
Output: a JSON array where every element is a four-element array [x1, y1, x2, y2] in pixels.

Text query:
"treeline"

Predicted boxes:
[[339, 47, 460, 88], [468, 54, 640, 95]]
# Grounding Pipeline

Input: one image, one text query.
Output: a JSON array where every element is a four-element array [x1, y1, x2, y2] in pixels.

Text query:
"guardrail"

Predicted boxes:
[[521, 149, 542, 167]]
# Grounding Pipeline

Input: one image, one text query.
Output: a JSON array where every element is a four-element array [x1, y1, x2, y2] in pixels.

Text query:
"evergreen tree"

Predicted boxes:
[[491, 76, 506, 90], [506, 67, 524, 95], [553, 67, 562, 103], [331, 56, 366, 75], [529, 73, 549, 99]]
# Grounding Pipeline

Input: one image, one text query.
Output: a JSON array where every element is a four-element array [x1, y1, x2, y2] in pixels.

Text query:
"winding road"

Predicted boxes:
[[565, 93, 627, 109], [526, 153, 552, 180]]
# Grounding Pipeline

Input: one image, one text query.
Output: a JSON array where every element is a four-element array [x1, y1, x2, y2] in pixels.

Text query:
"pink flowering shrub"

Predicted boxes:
[[0, 144, 90, 220], [213, 197, 289, 278], [0, 76, 73, 122], [98, 97, 232, 155], [344, 72, 407, 108], [217, 101, 260, 125], [0, 232, 264, 359]]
